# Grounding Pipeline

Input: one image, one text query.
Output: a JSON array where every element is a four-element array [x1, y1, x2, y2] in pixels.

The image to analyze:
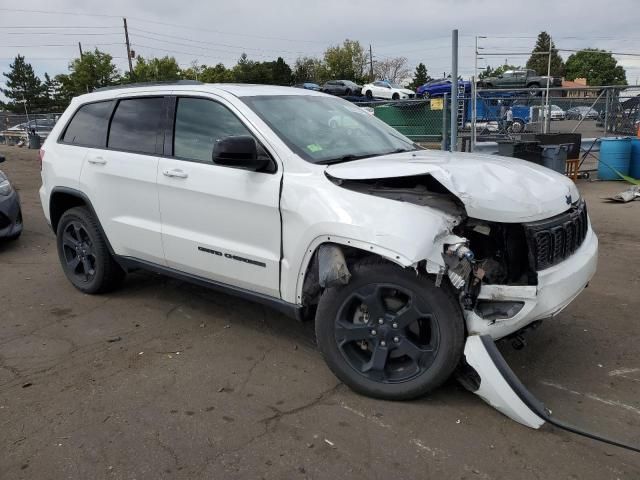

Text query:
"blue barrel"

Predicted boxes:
[[630, 138, 640, 179], [598, 137, 632, 180]]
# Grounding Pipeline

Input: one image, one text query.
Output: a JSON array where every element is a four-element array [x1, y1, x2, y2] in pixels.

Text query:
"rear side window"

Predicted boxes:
[[173, 97, 253, 163], [62, 101, 112, 147], [108, 97, 165, 154]]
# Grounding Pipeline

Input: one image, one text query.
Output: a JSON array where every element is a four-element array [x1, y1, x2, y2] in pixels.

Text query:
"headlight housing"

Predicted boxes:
[[0, 173, 13, 196]]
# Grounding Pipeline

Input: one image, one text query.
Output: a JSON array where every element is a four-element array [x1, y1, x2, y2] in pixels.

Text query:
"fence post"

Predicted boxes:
[[603, 88, 610, 136], [442, 94, 449, 151], [449, 29, 458, 152]]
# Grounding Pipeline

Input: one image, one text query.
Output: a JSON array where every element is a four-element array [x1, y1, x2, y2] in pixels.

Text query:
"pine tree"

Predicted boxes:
[[1, 55, 45, 113], [526, 32, 564, 77], [408, 63, 431, 90]]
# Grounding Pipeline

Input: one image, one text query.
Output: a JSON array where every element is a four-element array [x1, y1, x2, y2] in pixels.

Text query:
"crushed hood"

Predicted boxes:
[[326, 150, 580, 222]]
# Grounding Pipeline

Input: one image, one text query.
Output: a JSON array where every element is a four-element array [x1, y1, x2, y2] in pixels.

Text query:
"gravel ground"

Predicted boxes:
[[0, 145, 638, 479]]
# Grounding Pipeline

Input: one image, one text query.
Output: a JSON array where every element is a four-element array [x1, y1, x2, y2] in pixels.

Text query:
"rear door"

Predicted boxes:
[[78, 96, 166, 264], [157, 95, 282, 297]]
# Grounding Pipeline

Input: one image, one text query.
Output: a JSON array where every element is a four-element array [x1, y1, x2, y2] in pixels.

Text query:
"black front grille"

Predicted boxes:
[[524, 200, 589, 270]]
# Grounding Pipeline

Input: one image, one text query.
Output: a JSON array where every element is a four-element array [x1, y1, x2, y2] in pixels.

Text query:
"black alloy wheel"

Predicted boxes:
[[334, 283, 440, 384], [60, 220, 97, 284], [56, 206, 125, 293], [315, 260, 464, 400]]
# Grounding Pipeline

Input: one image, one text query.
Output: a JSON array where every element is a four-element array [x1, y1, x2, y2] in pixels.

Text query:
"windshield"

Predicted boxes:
[[241, 95, 418, 164]]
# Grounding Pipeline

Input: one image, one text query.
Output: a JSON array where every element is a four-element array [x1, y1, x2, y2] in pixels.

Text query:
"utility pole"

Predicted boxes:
[[123, 17, 134, 81], [369, 44, 374, 81], [450, 29, 458, 152], [78, 41, 84, 59]]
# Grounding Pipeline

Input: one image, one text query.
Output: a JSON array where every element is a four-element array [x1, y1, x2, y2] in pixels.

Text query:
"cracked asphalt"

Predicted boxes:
[[0, 145, 639, 479]]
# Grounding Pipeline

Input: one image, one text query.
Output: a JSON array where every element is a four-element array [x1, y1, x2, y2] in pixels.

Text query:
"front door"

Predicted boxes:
[[157, 96, 282, 297]]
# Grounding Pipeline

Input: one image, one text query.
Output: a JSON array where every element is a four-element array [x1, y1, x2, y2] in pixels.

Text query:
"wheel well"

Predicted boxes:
[[50, 191, 87, 231], [300, 242, 396, 315]]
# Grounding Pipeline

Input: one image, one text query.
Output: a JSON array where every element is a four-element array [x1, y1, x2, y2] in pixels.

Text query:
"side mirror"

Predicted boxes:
[[212, 136, 271, 172]]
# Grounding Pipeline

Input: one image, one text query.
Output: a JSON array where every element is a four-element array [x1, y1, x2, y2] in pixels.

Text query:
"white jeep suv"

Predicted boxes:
[[40, 82, 598, 400]]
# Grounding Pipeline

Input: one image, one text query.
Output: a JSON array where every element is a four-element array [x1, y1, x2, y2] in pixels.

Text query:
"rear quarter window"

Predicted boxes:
[[61, 101, 113, 147]]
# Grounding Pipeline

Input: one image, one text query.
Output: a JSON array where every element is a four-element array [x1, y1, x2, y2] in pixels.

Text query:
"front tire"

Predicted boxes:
[[315, 260, 464, 400], [365, 90, 373, 99], [56, 206, 125, 294], [392, 93, 400, 100]]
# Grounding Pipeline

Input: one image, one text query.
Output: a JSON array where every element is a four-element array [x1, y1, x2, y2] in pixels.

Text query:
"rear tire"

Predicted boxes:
[[56, 206, 125, 294], [527, 83, 540, 96], [315, 259, 464, 400]]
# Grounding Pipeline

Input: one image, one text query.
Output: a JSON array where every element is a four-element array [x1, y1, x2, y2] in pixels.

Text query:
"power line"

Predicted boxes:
[[130, 43, 297, 63], [128, 27, 323, 56], [1, 43, 124, 48], [129, 32, 312, 58], [0, 7, 330, 44], [0, 26, 121, 29], [0, 31, 122, 36]]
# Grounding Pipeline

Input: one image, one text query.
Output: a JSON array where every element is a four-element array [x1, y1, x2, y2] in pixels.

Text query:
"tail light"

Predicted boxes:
[[39, 148, 45, 170]]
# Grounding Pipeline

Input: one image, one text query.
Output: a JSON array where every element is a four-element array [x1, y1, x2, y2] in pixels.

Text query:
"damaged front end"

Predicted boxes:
[[321, 162, 627, 450]]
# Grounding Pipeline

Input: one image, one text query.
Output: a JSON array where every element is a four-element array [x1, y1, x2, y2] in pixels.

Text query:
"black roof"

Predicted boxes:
[[94, 80, 203, 92]]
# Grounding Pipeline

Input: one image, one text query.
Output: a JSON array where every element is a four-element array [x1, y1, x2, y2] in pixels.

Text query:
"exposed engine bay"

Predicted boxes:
[[330, 173, 539, 311]]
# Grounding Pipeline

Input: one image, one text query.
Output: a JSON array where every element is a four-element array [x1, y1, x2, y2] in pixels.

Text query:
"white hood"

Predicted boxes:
[[325, 150, 580, 223]]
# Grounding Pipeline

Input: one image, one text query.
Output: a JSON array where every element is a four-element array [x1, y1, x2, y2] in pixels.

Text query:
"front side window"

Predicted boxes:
[[62, 101, 112, 147], [173, 97, 253, 163], [108, 97, 165, 154], [242, 95, 418, 165]]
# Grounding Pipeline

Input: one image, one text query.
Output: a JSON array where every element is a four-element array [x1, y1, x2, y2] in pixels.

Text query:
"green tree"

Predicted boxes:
[[231, 54, 293, 84], [407, 62, 431, 90], [63, 49, 120, 95], [323, 39, 368, 83], [1, 55, 45, 113], [197, 63, 234, 83], [525, 32, 564, 77], [129, 56, 181, 82], [268, 57, 292, 85], [478, 64, 519, 79], [292, 56, 325, 83], [41, 73, 66, 111], [564, 50, 627, 86]]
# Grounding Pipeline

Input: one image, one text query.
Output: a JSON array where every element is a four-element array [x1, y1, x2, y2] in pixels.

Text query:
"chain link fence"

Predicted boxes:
[[352, 98, 449, 149], [349, 85, 639, 155], [0, 113, 63, 145]]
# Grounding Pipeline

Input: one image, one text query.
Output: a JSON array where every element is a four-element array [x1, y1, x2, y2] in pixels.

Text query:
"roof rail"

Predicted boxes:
[[94, 80, 203, 92]]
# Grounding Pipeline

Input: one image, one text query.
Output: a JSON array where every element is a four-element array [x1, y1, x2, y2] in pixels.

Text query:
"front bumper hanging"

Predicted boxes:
[[461, 335, 640, 453]]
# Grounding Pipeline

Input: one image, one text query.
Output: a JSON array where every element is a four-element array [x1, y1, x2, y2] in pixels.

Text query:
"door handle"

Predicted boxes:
[[163, 169, 189, 179], [87, 156, 106, 165]]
